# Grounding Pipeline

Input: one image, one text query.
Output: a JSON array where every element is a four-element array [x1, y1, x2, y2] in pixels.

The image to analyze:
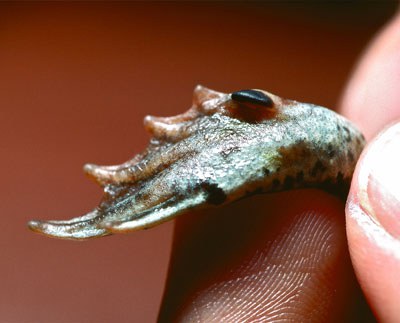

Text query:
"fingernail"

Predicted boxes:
[[358, 122, 400, 238]]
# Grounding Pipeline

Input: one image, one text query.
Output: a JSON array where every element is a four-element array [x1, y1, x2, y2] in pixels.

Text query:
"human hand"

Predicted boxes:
[[341, 12, 400, 323], [158, 12, 400, 323]]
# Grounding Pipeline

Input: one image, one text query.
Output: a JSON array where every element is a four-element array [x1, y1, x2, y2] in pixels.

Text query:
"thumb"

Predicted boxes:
[[341, 10, 400, 322], [346, 123, 400, 322]]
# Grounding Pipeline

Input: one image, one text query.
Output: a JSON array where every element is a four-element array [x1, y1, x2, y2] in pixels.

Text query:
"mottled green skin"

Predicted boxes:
[[28, 86, 365, 240]]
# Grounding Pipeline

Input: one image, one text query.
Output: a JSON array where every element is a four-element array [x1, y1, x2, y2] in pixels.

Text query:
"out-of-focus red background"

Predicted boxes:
[[0, 3, 396, 322]]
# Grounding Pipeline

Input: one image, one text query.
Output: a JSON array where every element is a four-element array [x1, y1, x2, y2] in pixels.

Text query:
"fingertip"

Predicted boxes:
[[346, 122, 400, 321], [160, 190, 364, 322]]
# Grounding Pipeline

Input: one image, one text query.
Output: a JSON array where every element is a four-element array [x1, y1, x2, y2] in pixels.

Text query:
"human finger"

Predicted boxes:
[[159, 190, 368, 322], [341, 11, 400, 322], [340, 13, 400, 140]]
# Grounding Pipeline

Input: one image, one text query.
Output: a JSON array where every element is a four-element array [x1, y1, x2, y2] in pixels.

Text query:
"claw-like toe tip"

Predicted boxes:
[[83, 163, 110, 185], [27, 220, 43, 233], [26, 211, 111, 240], [83, 163, 98, 175], [26, 220, 66, 239]]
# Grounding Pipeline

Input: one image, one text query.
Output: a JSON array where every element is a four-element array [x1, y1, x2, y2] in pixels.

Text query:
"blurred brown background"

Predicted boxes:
[[0, 3, 396, 322]]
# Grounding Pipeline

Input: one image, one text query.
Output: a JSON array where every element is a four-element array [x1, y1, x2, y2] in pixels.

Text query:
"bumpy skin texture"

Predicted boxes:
[[28, 86, 365, 240]]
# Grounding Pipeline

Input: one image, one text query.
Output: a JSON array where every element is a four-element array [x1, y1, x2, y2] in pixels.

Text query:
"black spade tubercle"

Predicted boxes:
[[231, 90, 273, 108]]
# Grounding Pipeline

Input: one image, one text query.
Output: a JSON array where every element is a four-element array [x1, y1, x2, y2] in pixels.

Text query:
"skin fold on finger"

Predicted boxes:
[[340, 11, 400, 141], [159, 190, 372, 322], [346, 124, 400, 322]]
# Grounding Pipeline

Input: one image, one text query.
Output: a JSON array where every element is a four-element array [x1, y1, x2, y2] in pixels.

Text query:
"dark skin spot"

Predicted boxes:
[[296, 171, 304, 183], [310, 160, 327, 177], [283, 175, 295, 190], [337, 172, 344, 185], [343, 127, 352, 142], [348, 151, 354, 162], [231, 90, 273, 107], [319, 176, 350, 200], [201, 182, 227, 205], [220, 146, 240, 158], [314, 172, 350, 199], [327, 144, 335, 158]]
